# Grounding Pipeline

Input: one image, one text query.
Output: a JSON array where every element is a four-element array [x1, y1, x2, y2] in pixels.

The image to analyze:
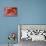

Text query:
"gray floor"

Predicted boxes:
[[19, 40, 46, 46], [0, 44, 18, 46], [0, 40, 46, 46]]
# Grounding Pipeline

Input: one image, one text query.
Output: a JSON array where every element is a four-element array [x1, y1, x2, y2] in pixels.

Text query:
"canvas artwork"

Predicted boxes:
[[4, 7, 17, 16], [18, 25, 46, 41]]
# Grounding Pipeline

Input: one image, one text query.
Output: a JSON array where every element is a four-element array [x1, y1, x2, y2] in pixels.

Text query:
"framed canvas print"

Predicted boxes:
[[4, 7, 17, 16], [18, 24, 46, 41]]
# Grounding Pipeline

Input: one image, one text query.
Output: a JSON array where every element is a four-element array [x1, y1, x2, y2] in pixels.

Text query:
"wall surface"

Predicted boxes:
[[0, 0, 46, 45]]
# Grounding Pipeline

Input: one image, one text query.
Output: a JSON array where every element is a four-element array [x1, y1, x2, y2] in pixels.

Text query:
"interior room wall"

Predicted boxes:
[[0, 0, 46, 46]]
